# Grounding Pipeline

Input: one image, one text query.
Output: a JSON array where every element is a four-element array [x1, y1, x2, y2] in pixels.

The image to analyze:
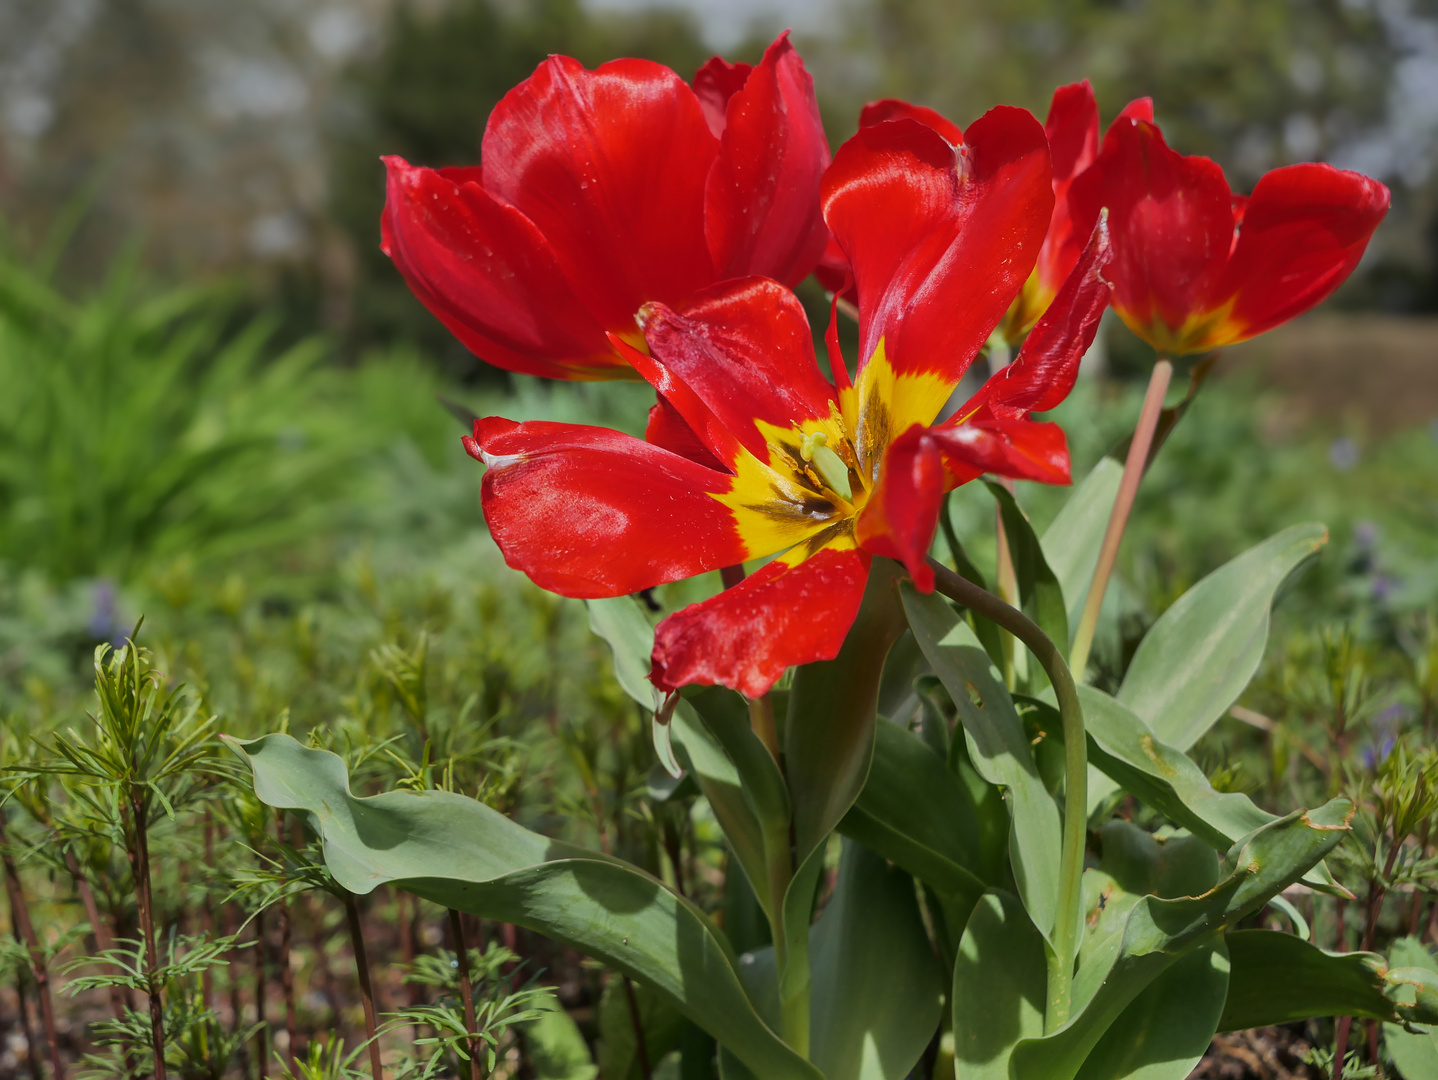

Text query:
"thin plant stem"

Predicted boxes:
[[1069, 358, 1174, 678], [747, 695, 781, 761], [447, 908, 482, 1080], [14, 961, 43, 1080], [343, 890, 384, 1080], [201, 812, 215, 1013], [64, 848, 129, 1021], [279, 898, 297, 1074], [1, 850, 64, 1080], [622, 976, 653, 1080], [121, 792, 165, 1080], [253, 906, 268, 1079], [927, 558, 1087, 1032]]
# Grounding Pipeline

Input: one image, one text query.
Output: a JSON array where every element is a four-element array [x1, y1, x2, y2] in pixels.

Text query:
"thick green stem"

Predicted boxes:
[[927, 558, 1087, 1031], [1069, 359, 1173, 679]]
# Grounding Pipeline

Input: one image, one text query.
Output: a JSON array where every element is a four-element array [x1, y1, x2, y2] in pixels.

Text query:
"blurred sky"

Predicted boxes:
[[584, 0, 835, 48]]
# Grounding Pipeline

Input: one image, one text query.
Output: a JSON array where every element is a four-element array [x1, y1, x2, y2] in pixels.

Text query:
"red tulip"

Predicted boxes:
[[1069, 113, 1390, 355], [380, 33, 831, 380], [465, 112, 1111, 698]]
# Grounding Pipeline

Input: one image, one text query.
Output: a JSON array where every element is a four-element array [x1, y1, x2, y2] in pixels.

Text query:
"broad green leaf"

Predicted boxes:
[[952, 889, 1047, 1080], [1078, 686, 1340, 893], [727, 841, 946, 1080], [904, 585, 1062, 945], [600, 973, 685, 1080], [1009, 798, 1353, 1080], [839, 719, 996, 909], [586, 596, 660, 711], [985, 480, 1069, 659], [1221, 930, 1395, 1030], [785, 560, 908, 861], [229, 734, 820, 1080], [1117, 523, 1327, 751], [1074, 940, 1229, 1080], [672, 690, 790, 924], [1041, 457, 1123, 638], [1387, 936, 1438, 1080], [527, 991, 599, 1080]]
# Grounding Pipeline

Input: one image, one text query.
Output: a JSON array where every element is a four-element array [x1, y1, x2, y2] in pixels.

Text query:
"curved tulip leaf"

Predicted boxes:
[[1117, 523, 1327, 751], [725, 841, 946, 1080], [839, 718, 995, 911], [228, 734, 821, 1080], [1073, 940, 1229, 1080], [672, 689, 790, 927], [1220, 930, 1397, 1031], [1009, 797, 1353, 1080], [904, 585, 1062, 946], [586, 596, 661, 711], [1077, 686, 1341, 893], [951, 889, 1047, 1080], [1385, 937, 1438, 1080], [1041, 457, 1123, 639], [985, 480, 1069, 664]]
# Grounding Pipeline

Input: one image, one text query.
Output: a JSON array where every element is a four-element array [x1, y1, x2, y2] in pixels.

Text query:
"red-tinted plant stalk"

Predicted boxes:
[[448, 908, 481, 1080], [0, 818, 66, 1080], [119, 791, 164, 1080], [14, 958, 44, 1080], [622, 976, 653, 1080], [253, 906, 268, 1079], [343, 890, 384, 1080]]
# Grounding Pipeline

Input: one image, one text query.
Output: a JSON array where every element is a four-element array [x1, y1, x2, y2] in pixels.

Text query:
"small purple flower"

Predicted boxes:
[[1329, 437, 1360, 471], [87, 579, 127, 646]]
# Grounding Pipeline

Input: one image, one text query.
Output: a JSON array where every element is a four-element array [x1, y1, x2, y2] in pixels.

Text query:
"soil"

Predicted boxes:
[[1191, 1026, 1320, 1079]]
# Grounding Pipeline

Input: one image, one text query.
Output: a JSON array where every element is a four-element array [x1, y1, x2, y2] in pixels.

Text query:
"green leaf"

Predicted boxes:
[[1008, 798, 1352, 1080], [727, 841, 946, 1080], [228, 734, 820, 1080], [904, 585, 1062, 945], [1117, 523, 1327, 751], [527, 992, 599, 1080], [672, 689, 790, 925], [1041, 458, 1123, 640], [1386, 936, 1438, 1080], [951, 889, 1047, 1080], [1073, 940, 1229, 1080], [985, 480, 1069, 658], [1221, 929, 1396, 1030], [785, 560, 908, 862], [839, 718, 996, 908], [586, 596, 660, 711], [600, 974, 685, 1080]]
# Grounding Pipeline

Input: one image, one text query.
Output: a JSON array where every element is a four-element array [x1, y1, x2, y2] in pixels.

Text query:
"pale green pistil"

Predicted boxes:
[[799, 431, 853, 501]]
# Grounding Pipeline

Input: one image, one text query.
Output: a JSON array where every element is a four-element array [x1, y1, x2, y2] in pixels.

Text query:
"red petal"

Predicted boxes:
[[814, 233, 855, 300], [650, 544, 871, 696], [481, 56, 718, 331], [1069, 118, 1233, 350], [963, 215, 1112, 420], [859, 99, 963, 145], [854, 425, 944, 592], [1045, 82, 1099, 182], [468, 418, 745, 598], [381, 158, 625, 379], [646, 397, 725, 472], [638, 279, 841, 463], [705, 33, 831, 286], [823, 107, 1053, 389], [931, 415, 1071, 486], [1203, 163, 1389, 346], [693, 56, 753, 137], [1115, 98, 1154, 125], [609, 332, 746, 471]]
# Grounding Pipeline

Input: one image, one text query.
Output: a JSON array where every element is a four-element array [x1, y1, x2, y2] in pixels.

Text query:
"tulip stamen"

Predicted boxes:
[[798, 431, 853, 501]]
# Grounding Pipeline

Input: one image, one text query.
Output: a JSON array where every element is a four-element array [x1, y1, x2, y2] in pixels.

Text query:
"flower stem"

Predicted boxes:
[[343, 890, 384, 1080], [927, 558, 1087, 1032], [447, 908, 482, 1080], [1068, 358, 1173, 679], [748, 695, 781, 761]]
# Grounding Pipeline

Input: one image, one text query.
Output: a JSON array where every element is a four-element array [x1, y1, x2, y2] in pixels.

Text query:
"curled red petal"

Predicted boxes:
[[1114, 97, 1154, 125], [705, 32, 831, 286], [693, 55, 753, 137], [823, 107, 1053, 389], [854, 425, 944, 592], [963, 214, 1112, 420], [859, 99, 963, 145], [645, 397, 725, 472], [650, 545, 871, 697], [1202, 163, 1389, 347], [609, 331, 745, 471], [639, 279, 840, 463], [481, 55, 718, 330], [814, 233, 855, 301], [930, 416, 1071, 487], [381, 157, 624, 379], [1046, 82, 1099, 183], [1069, 117, 1233, 351], [468, 417, 745, 598]]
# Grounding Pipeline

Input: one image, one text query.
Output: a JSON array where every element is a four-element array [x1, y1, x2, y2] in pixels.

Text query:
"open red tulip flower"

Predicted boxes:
[[1069, 112, 1390, 356], [854, 83, 1149, 346], [463, 112, 1112, 698], [380, 33, 830, 380]]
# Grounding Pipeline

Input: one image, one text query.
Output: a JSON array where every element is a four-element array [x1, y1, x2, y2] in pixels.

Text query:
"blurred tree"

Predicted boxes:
[[326, 0, 715, 378]]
